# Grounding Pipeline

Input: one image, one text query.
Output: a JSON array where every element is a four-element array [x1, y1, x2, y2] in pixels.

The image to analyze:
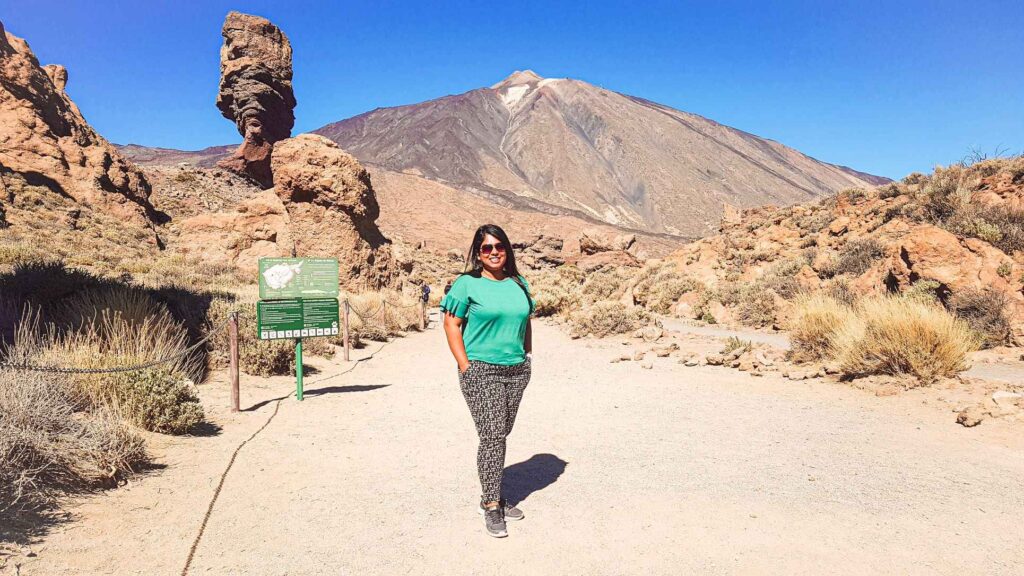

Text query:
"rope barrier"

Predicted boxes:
[[0, 317, 233, 374], [180, 392, 287, 576], [180, 337, 392, 575]]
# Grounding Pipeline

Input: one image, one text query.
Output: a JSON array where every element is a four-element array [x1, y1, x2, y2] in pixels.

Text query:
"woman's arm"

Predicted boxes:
[[443, 312, 471, 373], [524, 317, 532, 355]]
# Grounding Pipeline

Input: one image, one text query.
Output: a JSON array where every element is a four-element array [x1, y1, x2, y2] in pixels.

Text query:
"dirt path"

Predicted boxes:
[[11, 320, 1024, 575]]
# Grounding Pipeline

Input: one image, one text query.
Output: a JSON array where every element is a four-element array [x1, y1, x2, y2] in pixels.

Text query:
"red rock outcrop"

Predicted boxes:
[[0, 22, 154, 229], [179, 135, 399, 289], [215, 12, 296, 187]]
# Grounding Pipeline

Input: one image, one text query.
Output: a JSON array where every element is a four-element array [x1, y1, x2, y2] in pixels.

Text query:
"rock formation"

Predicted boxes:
[[0, 22, 154, 228], [215, 12, 295, 187], [179, 135, 399, 289], [182, 9, 399, 291]]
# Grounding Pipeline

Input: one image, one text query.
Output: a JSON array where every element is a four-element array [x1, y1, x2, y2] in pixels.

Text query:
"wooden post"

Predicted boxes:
[[343, 299, 351, 362], [418, 299, 425, 331], [229, 311, 239, 412]]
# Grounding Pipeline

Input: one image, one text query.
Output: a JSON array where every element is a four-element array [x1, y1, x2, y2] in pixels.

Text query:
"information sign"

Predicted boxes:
[[257, 298, 340, 340], [258, 257, 339, 300]]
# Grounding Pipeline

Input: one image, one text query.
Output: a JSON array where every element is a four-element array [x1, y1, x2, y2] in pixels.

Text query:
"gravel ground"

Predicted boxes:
[[11, 320, 1024, 575]]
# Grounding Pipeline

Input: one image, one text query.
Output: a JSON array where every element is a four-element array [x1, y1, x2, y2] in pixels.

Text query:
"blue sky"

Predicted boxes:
[[4, 0, 1022, 178]]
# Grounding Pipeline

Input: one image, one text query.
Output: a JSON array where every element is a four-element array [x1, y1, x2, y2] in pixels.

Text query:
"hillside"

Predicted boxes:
[[662, 157, 1024, 345]]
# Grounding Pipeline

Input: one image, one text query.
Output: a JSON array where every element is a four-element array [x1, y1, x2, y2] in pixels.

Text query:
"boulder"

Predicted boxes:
[[574, 249, 640, 273], [216, 12, 296, 187], [888, 224, 1024, 343], [514, 234, 565, 269]]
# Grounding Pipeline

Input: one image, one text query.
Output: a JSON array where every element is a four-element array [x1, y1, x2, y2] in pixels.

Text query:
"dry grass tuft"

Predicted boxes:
[[788, 294, 856, 363], [833, 295, 979, 385]]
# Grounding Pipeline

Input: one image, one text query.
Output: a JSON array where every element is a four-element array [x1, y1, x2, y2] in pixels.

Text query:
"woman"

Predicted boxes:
[[441, 224, 534, 538]]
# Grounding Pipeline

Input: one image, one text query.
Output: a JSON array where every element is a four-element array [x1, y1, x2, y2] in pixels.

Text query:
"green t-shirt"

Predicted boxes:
[[441, 273, 535, 365]]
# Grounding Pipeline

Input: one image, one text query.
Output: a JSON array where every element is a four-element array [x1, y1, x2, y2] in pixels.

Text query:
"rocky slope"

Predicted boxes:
[[0, 22, 155, 232], [664, 157, 1024, 345], [315, 70, 887, 236]]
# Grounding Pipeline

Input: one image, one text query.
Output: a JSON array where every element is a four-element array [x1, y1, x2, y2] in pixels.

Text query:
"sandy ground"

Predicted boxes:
[[7, 317, 1024, 575]]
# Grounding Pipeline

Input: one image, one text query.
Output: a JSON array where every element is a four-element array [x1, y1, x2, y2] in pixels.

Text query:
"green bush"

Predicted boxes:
[[110, 368, 204, 434]]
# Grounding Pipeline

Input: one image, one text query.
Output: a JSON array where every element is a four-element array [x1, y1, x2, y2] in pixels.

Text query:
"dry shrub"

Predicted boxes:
[[569, 301, 650, 338], [735, 286, 777, 328], [530, 266, 584, 316], [581, 267, 635, 303], [0, 369, 147, 511], [632, 261, 698, 314], [948, 288, 1011, 348], [788, 293, 855, 363], [347, 290, 423, 338], [833, 296, 979, 385], [834, 238, 884, 276], [912, 158, 1024, 254], [5, 288, 207, 434], [760, 258, 805, 300]]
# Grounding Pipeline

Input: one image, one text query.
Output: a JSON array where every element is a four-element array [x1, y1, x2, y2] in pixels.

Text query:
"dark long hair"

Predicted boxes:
[[462, 224, 532, 308]]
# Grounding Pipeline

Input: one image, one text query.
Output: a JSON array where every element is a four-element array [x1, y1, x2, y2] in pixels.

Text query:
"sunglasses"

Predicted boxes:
[[480, 242, 507, 256]]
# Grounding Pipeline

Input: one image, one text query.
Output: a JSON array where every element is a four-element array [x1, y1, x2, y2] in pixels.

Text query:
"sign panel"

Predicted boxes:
[[257, 298, 340, 340], [258, 257, 339, 300]]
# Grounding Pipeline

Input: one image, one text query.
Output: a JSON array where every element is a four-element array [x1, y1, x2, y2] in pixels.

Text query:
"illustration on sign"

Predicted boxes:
[[262, 261, 303, 290], [258, 257, 340, 299]]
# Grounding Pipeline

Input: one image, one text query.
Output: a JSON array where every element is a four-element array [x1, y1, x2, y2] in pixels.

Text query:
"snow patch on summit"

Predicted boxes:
[[501, 85, 530, 109]]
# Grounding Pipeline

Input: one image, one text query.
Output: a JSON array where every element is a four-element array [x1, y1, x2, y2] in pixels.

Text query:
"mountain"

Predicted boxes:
[[313, 70, 888, 237], [120, 70, 888, 240]]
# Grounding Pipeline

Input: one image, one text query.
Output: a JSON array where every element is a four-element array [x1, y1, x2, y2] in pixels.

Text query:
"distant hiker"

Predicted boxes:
[[420, 282, 431, 303], [441, 224, 534, 539], [444, 280, 453, 296]]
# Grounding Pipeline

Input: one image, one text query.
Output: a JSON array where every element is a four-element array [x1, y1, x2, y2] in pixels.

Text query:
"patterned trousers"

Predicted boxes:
[[458, 358, 532, 502]]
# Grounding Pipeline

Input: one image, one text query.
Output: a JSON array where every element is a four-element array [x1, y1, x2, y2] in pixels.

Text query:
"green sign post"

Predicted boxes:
[[256, 257, 340, 401]]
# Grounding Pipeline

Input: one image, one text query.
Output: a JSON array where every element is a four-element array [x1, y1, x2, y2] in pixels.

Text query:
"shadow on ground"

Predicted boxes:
[[304, 384, 391, 398], [502, 453, 568, 506], [244, 384, 390, 411]]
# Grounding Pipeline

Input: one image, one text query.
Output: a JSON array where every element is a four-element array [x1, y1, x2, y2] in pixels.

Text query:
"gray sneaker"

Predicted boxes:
[[483, 505, 507, 538], [478, 499, 524, 522]]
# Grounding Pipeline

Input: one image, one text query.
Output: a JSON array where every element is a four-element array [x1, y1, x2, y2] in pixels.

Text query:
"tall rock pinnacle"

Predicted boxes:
[[215, 11, 296, 187]]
